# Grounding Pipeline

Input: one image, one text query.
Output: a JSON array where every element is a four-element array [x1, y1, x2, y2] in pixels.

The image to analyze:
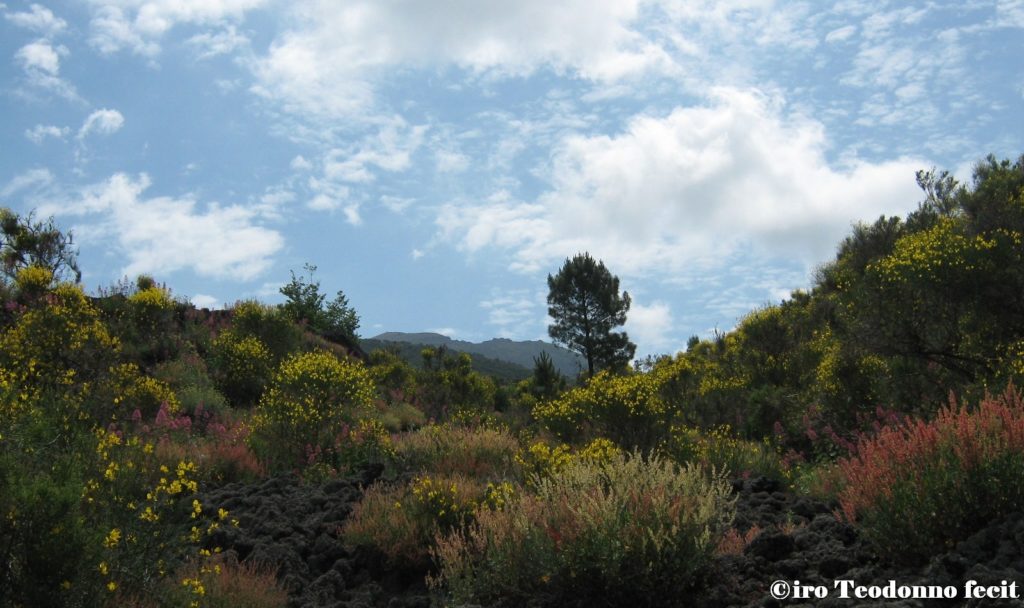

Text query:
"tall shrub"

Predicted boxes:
[[839, 386, 1024, 564]]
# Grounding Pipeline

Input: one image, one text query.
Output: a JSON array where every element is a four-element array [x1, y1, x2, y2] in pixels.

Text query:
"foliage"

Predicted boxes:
[[342, 472, 502, 571], [431, 453, 735, 607], [547, 253, 635, 376], [529, 351, 567, 400], [210, 331, 273, 408], [416, 346, 500, 420], [279, 263, 360, 342], [0, 207, 80, 284], [227, 300, 303, 363], [389, 423, 521, 480], [533, 369, 668, 450], [249, 350, 376, 473], [661, 425, 788, 483], [515, 437, 622, 485], [838, 386, 1024, 565]]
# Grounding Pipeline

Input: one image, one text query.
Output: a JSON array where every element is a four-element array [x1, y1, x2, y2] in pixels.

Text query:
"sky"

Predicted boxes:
[[2, 0, 1022, 359]]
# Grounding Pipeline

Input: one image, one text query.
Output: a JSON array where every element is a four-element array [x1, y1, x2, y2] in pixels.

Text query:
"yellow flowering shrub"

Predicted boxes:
[[210, 331, 273, 408], [533, 370, 668, 449], [95, 363, 181, 420], [249, 350, 376, 472], [515, 438, 621, 485]]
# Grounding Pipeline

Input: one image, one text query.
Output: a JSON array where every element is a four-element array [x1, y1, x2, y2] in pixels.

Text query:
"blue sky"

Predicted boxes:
[[2, 1, 1022, 358]]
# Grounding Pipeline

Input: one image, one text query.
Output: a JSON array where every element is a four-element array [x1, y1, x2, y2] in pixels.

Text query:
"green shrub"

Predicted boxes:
[[249, 350, 376, 473], [661, 424, 788, 483], [389, 423, 521, 479], [228, 300, 303, 362], [431, 453, 735, 606], [210, 332, 273, 408], [839, 386, 1024, 565]]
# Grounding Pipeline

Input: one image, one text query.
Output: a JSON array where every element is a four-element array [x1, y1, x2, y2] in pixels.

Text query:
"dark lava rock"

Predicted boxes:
[[692, 479, 1024, 608], [198, 468, 432, 608]]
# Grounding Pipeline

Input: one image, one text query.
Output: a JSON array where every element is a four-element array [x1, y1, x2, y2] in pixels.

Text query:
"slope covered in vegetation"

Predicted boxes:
[[1, 154, 1022, 607]]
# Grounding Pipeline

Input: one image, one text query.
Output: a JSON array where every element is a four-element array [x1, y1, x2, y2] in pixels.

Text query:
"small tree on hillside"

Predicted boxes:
[[547, 253, 636, 376], [280, 263, 360, 342], [0, 208, 80, 284]]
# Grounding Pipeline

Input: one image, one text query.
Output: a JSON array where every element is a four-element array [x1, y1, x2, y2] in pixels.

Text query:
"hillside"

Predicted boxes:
[[371, 331, 584, 377], [361, 337, 532, 383]]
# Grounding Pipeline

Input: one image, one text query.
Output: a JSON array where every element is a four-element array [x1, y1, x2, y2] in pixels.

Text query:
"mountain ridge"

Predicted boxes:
[[370, 332, 584, 377]]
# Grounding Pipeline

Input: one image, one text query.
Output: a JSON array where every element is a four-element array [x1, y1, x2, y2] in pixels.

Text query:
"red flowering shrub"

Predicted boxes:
[[838, 385, 1024, 564]]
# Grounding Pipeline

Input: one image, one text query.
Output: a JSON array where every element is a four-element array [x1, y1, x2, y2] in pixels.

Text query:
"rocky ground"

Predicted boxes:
[[198, 472, 1024, 608]]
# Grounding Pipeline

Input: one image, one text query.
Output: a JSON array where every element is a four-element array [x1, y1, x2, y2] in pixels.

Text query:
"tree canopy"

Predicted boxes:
[[279, 263, 360, 343], [547, 253, 636, 376], [0, 208, 80, 284]]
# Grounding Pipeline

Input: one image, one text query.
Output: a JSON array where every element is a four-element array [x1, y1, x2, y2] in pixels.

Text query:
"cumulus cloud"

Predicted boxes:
[[251, 0, 674, 119], [78, 109, 125, 139], [16, 39, 63, 74], [87, 0, 266, 56], [625, 299, 675, 355], [25, 124, 69, 144], [190, 293, 220, 309], [5, 3, 67, 36], [50, 173, 283, 280], [14, 40, 79, 99], [438, 88, 925, 276]]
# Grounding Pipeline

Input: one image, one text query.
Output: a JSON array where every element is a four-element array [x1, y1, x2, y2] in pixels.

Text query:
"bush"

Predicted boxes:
[[431, 453, 735, 606], [533, 370, 669, 450], [661, 424, 788, 483], [228, 300, 303, 362], [838, 386, 1024, 565], [249, 350, 376, 473], [389, 424, 521, 479], [342, 473, 497, 571], [210, 331, 273, 408]]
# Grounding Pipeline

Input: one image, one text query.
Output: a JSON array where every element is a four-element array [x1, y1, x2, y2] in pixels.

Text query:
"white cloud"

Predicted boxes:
[[625, 299, 675, 355], [251, 0, 675, 119], [186, 25, 249, 59], [16, 39, 63, 74], [480, 289, 542, 335], [435, 149, 470, 173], [25, 124, 69, 143], [79, 109, 125, 139], [438, 88, 925, 277], [190, 293, 220, 309], [322, 119, 428, 183], [13, 40, 79, 100], [1, 168, 54, 198], [5, 3, 67, 36], [825, 24, 857, 43], [49, 173, 283, 280], [290, 155, 312, 171], [87, 0, 266, 56]]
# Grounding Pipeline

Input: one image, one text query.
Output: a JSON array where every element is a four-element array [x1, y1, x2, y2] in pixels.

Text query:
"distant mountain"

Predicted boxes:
[[361, 338, 532, 383], [370, 332, 584, 378]]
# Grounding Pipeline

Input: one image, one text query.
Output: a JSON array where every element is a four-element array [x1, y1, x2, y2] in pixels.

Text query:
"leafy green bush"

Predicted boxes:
[[431, 453, 735, 606], [839, 386, 1024, 565], [249, 350, 376, 473]]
